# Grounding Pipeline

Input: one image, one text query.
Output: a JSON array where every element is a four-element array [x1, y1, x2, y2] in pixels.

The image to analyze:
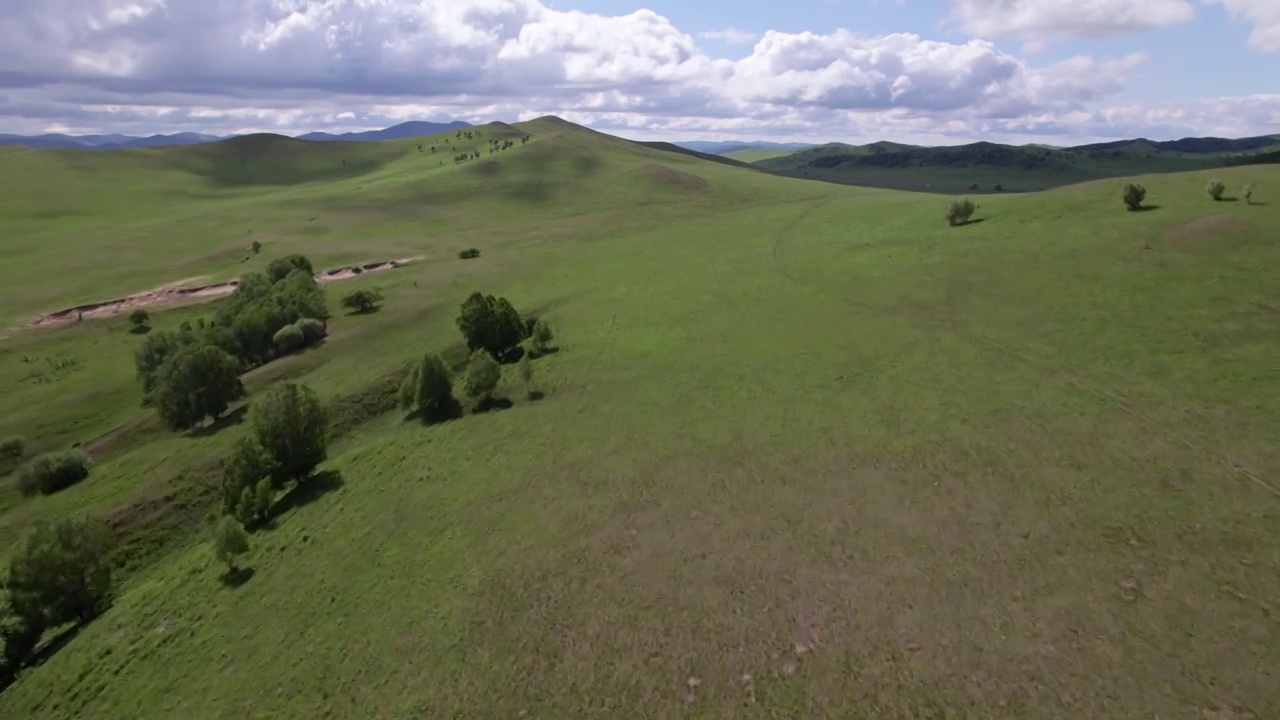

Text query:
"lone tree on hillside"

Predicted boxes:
[[128, 308, 150, 332], [341, 288, 384, 314], [1123, 182, 1147, 211], [212, 515, 250, 573], [252, 382, 327, 485], [153, 343, 246, 431], [1207, 179, 1226, 201], [530, 319, 555, 357], [463, 350, 502, 410], [456, 292, 527, 359], [6, 517, 116, 627], [220, 437, 279, 526], [945, 198, 976, 226], [251, 240, 262, 254], [17, 450, 93, 497], [1244, 184, 1255, 204], [400, 353, 458, 421]]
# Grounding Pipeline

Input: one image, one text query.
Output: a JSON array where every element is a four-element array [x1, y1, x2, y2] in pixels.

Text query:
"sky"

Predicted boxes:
[[1, 0, 1278, 145]]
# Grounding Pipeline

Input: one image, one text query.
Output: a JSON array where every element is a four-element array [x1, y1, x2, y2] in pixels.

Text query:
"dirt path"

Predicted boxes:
[[23, 257, 421, 330]]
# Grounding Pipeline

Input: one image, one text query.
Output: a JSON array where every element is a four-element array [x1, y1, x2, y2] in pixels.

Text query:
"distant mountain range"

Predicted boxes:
[[672, 140, 815, 155], [0, 121, 473, 150]]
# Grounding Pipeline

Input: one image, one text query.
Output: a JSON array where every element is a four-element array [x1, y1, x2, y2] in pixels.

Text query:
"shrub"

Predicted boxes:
[[266, 254, 314, 283], [220, 437, 279, 524], [400, 354, 456, 418], [531, 320, 555, 356], [1244, 184, 1255, 204], [17, 450, 93, 497], [341, 289, 384, 314], [6, 517, 116, 626], [253, 383, 327, 485], [456, 292, 527, 359], [251, 240, 262, 254], [1, 609, 45, 680], [1207, 179, 1226, 201], [1122, 182, 1146, 211], [463, 351, 502, 408], [0, 435, 24, 459], [518, 353, 537, 399], [458, 248, 481, 259], [152, 343, 245, 431], [296, 318, 327, 345], [273, 323, 306, 354], [945, 198, 976, 226], [128, 308, 150, 330], [212, 516, 250, 571]]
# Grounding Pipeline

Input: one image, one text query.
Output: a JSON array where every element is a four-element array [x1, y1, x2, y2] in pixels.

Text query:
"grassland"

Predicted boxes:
[[1, 116, 1279, 719]]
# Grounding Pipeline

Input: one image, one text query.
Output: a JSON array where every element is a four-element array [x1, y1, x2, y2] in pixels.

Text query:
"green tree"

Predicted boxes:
[[1206, 179, 1226, 201], [219, 437, 279, 525], [1, 606, 45, 683], [253, 479, 274, 520], [1122, 182, 1147, 211], [945, 198, 976, 226], [341, 288, 385, 314], [153, 343, 245, 431], [1244, 184, 1255, 204], [518, 353, 537, 399], [6, 517, 116, 627], [463, 350, 502, 409], [135, 329, 198, 402], [212, 516, 250, 572], [273, 323, 305, 354], [253, 383, 327, 485], [399, 353, 456, 419], [251, 240, 262, 254], [267, 254, 315, 283], [16, 450, 92, 496], [456, 292, 527, 359], [531, 319, 555, 356], [128, 308, 150, 331]]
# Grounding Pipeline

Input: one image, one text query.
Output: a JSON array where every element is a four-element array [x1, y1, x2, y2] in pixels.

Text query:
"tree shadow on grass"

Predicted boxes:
[[403, 397, 465, 426], [1246, 201, 1268, 206], [497, 346, 526, 365], [1217, 197, 1240, 203], [220, 566, 256, 589], [26, 624, 83, 671], [128, 325, 152, 335], [472, 397, 514, 414], [344, 305, 382, 316], [267, 470, 345, 522], [190, 405, 248, 438], [951, 217, 985, 227], [527, 347, 560, 360], [1130, 205, 1162, 212], [526, 390, 546, 401]]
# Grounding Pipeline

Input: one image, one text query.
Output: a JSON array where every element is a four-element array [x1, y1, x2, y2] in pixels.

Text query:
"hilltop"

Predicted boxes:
[[1, 117, 1279, 719]]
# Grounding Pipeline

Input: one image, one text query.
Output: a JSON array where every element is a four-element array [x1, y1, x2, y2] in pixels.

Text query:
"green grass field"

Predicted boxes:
[[2, 117, 1279, 719]]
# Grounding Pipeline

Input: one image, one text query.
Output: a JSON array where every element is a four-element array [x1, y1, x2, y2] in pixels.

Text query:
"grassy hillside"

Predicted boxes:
[[1, 119, 1279, 719], [758, 135, 1280, 193]]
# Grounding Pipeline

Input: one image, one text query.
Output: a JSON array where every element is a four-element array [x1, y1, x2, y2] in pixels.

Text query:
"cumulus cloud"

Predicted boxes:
[[699, 28, 761, 45], [0, 0, 1273, 143], [1206, 0, 1280, 51], [949, 0, 1195, 39]]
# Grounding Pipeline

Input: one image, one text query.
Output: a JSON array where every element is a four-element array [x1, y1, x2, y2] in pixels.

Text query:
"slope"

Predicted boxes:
[[1, 121, 1279, 719]]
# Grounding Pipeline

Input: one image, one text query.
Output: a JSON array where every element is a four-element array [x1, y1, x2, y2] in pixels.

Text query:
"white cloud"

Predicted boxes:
[[1205, 0, 1280, 51], [0, 0, 1273, 144], [699, 28, 761, 45], [949, 0, 1195, 39]]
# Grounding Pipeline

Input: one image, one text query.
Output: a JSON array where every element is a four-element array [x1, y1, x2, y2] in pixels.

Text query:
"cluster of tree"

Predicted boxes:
[[945, 198, 977, 226], [807, 144, 1072, 172], [454, 151, 482, 164], [16, 450, 93, 496], [220, 382, 329, 527], [134, 254, 329, 431], [488, 138, 517, 155], [1, 517, 116, 689], [457, 130, 482, 140]]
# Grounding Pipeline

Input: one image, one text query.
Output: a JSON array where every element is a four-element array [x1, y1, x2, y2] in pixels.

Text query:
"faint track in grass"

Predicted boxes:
[[770, 198, 1280, 499]]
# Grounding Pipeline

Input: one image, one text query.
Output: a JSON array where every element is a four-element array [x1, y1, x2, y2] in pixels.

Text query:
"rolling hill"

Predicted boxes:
[[755, 134, 1280, 193], [1, 116, 1279, 719]]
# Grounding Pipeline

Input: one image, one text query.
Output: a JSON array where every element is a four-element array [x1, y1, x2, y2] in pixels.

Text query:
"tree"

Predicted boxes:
[[136, 329, 198, 402], [253, 383, 327, 485], [1244, 184, 1255, 205], [456, 292, 527, 359], [296, 318, 327, 345], [531, 319, 555, 356], [945, 198, 976, 226], [0, 435, 24, 459], [267, 254, 315, 283], [16, 450, 92, 496], [518, 353, 537, 399], [1, 606, 45, 682], [273, 323, 305, 354], [251, 240, 262, 254], [153, 343, 245, 431], [1207, 179, 1226, 201], [128, 308, 150, 331], [220, 437, 279, 524], [1123, 182, 1147, 211], [6, 517, 116, 627], [463, 351, 502, 409], [341, 288, 384, 314], [212, 516, 250, 572], [399, 353, 456, 419]]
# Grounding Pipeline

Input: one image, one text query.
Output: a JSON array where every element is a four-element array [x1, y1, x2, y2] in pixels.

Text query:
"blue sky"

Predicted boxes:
[[0, 0, 1277, 144]]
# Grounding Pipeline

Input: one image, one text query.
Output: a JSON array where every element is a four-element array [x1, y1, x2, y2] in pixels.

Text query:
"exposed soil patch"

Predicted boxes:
[[1156, 216, 1249, 252], [24, 257, 420, 330], [637, 162, 710, 192]]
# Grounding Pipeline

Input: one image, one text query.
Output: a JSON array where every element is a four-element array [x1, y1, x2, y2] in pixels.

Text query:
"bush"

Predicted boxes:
[[128, 308, 150, 329], [273, 323, 305, 354], [400, 354, 456, 418], [266, 254, 315, 283], [1122, 182, 1146, 210], [1207, 179, 1226, 201], [220, 437, 279, 525], [0, 435, 24, 459], [253, 383, 327, 485], [17, 450, 93, 497], [152, 343, 245, 431], [251, 240, 262, 254], [6, 517, 116, 626], [1, 609, 45, 680], [456, 292, 527, 359], [945, 198, 976, 226], [212, 515, 250, 571], [1244, 184, 1255, 204], [531, 319, 555, 356], [463, 351, 502, 408], [458, 248, 481, 259], [518, 353, 537, 399], [341, 289, 384, 314]]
